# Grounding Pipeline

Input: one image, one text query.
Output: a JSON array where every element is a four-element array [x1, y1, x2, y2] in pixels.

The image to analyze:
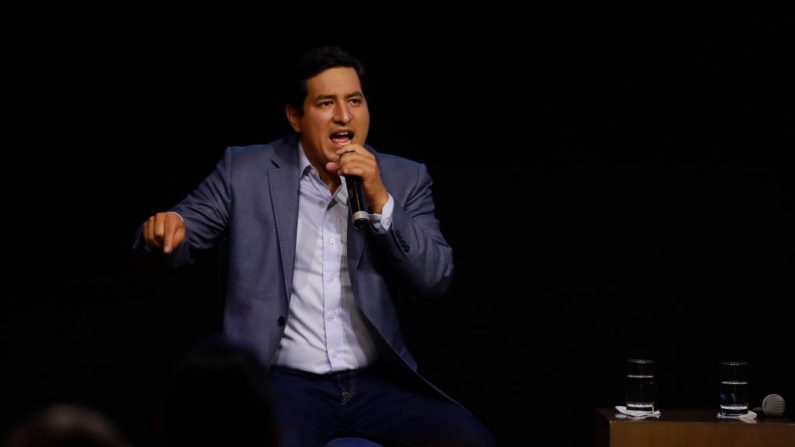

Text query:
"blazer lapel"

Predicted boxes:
[[347, 212, 366, 285], [268, 137, 300, 301], [347, 148, 381, 287]]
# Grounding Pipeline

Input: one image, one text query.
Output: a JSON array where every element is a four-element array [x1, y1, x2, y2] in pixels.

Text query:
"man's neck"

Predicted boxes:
[[300, 142, 341, 194]]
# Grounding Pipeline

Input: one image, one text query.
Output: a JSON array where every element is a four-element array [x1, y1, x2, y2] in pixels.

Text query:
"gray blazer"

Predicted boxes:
[[136, 135, 455, 399]]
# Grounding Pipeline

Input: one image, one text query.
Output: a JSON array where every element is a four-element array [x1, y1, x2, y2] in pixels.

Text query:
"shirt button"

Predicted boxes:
[[329, 238, 335, 245], [330, 351, 338, 358], [327, 311, 335, 320]]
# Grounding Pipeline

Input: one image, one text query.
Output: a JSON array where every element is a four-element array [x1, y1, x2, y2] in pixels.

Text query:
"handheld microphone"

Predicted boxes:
[[752, 394, 786, 417], [345, 175, 369, 230]]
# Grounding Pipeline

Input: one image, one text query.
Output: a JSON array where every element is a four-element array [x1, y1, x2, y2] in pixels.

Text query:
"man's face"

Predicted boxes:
[[287, 66, 370, 169]]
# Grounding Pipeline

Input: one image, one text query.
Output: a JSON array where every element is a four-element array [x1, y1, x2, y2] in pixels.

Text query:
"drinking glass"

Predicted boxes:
[[719, 361, 749, 416], [625, 359, 656, 412]]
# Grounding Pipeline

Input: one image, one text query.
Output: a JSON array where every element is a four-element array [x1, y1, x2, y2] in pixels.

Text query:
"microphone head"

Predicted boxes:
[[762, 394, 786, 416]]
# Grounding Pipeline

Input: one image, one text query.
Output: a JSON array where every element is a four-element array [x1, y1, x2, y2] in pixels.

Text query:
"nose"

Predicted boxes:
[[333, 103, 351, 124]]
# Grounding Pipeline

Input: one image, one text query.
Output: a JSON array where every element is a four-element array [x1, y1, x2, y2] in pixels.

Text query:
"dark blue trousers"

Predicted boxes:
[[268, 366, 495, 447]]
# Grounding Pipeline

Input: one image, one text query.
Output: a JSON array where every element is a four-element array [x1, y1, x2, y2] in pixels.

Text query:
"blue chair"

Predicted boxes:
[[324, 437, 383, 447]]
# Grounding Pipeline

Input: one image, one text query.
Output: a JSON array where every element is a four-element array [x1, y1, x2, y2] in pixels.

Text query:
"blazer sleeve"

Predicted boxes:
[[132, 148, 233, 267], [171, 147, 233, 252], [374, 162, 454, 299]]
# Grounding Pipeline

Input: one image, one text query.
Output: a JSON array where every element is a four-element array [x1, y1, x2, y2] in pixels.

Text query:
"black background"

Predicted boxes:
[[3, 5, 793, 446]]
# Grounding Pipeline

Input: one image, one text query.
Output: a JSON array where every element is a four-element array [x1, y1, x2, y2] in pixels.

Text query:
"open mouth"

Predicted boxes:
[[330, 130, 354, 147]]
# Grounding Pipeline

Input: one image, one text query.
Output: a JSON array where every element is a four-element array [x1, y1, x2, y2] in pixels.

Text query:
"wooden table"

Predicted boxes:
[[596, 408, 795, 447]]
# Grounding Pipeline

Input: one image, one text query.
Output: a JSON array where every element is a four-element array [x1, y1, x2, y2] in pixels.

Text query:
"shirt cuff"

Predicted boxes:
[[368, 194, 394, 233], [167, 211, 185, 224]]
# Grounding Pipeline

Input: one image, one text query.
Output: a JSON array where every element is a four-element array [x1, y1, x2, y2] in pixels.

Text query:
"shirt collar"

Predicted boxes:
[[298, 142, 348, 205], [298, 141, 313, 177]]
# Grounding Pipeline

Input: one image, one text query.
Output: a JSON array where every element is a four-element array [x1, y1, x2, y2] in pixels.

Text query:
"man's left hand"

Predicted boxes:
[[326, 145, 389, 214]]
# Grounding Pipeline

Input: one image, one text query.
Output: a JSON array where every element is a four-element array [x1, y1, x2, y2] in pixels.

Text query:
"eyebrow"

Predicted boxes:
[[314, 91, 364, 101]]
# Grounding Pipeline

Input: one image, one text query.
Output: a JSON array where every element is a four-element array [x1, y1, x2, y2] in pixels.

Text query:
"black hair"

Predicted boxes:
[[4, 405, 130, 447], [286, 46, 366, 115], [164, 337, 278, 447]]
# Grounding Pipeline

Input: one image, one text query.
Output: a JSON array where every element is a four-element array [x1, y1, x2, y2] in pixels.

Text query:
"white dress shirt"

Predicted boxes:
[[272, 144, 394, 373]]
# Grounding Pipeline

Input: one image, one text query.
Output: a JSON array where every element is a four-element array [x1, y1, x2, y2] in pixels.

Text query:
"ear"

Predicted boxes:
[[285, 105, 301, 133]]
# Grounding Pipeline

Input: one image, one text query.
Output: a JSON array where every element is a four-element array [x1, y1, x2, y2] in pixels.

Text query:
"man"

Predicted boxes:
[[137, 46, 493, 447]]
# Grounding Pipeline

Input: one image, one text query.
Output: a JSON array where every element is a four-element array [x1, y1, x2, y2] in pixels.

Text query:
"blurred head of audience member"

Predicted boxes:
[[164, 337, 279, 447], [5, 404, 131, 447]]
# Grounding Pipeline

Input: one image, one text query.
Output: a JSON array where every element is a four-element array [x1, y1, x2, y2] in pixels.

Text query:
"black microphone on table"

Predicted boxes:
[[345, 175, 369, 230], [752, 394, 786, 417]]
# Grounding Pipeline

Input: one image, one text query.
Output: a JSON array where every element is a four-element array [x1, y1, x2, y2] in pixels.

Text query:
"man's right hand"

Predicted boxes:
[[143, 212, 186, 254]]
